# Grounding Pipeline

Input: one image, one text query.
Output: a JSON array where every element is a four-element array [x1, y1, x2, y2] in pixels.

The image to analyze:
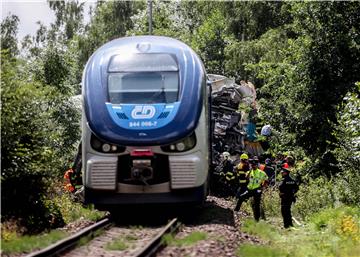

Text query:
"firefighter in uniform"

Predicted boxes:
[[236, 153, 250, 196], [219, 152, 236, 195], [279, 163, 299, 228], [234, 158, 268, 221], [64, 143, 83, 193]]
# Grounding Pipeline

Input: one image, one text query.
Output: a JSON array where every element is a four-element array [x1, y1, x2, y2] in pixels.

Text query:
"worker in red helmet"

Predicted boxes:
[[279, 163, 299, 228]]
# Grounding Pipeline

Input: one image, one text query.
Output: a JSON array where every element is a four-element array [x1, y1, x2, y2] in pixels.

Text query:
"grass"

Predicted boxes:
[[105, 238, 128, 251], [1, 230, 68, 255], [77, 228, 105, 247], [105, 233, 137, 251], [236, 244, 286, 257], [52, 194, 106, 224], [1, 193, 106, 255], [237, 206, 360, 257], [162, 231, 208, 247]]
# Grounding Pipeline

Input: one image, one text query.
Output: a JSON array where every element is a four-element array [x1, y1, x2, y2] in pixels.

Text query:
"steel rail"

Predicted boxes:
[[25, 217, 111, 257], [135, 218, 180, 257]]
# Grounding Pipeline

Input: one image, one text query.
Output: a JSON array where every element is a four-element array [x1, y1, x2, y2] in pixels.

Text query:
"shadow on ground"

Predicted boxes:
[[108, 201, 235, 227]]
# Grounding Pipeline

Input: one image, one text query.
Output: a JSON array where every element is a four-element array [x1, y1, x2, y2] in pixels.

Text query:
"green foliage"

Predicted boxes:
[[241, 219, 280, 241], [261, 187, 281, 218], [236, 244, 285, 257], [225, 2, 289, 41], [1, 51, 66, 232], [52, 193, 105, 224], [293, 177, 336, 220], [1, 14, 19, 56], [48, 0, 85, 41], [105, 239, 128, 251], [1, 230, 68, 255], [237, 207, 360, 257], [192, 9, 229, 74], [163, 231, 207, 247], [332, 84, 360, 205], [225, 2, 360, 176], [77, 1, 141, 67], [2, 0, 359, 237]]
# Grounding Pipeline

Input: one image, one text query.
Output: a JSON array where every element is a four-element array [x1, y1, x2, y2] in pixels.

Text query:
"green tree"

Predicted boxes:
[[77, 1, 141, 67], [1, 14, 19, 56], [225, 2, 360, 176], [224, 1, 289, 41], [192, 9, 230, 74], [332, 83, 360, 205], [1, 51, 64, 233], [48, 0, 85, 41]]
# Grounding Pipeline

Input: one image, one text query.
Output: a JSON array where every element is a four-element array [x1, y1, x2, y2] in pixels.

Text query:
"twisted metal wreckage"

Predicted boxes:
[[208, 74, 269, 172]]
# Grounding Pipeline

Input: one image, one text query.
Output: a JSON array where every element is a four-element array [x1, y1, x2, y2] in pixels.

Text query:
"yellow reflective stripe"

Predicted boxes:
[[239, 180, 247, 183]]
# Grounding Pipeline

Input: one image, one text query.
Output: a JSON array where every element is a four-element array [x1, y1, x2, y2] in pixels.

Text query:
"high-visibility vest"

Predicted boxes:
[[247, 168, 268, 190]]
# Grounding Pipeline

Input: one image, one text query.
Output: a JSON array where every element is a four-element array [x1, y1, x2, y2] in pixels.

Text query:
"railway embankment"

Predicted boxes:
[[1, 195, 359, 257]]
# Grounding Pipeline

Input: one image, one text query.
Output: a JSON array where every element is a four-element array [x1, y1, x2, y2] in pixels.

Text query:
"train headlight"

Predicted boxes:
[[161, 132, 196, 152], [102, 144, 111, 152], [176, 142, 186, 151], [90, 134, 126, 153]]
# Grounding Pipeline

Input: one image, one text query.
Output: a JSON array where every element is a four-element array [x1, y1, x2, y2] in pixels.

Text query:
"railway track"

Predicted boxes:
[[25, 217, 180, 257]]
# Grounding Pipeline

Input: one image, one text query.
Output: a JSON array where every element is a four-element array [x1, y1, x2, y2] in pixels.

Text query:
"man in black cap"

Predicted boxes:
[[279, 164, 299, 228]]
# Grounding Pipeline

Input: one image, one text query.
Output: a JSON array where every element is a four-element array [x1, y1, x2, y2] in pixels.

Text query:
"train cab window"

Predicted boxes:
[[108, 53, 179, 104]]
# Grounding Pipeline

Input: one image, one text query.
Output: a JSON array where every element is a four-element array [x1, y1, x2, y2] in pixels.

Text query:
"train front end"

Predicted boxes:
[[82, 36, 209, 209]]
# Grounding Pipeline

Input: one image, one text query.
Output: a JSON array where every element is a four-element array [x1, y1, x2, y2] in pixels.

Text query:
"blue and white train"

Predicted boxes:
[[82, 36, 210, 209]]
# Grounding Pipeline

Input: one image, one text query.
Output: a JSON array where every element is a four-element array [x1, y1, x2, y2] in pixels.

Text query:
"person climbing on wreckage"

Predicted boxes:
[[234, 157, 268, 221]]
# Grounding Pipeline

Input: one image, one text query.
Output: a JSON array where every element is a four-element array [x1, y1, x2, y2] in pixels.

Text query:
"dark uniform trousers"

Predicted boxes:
[[279, 174, 299, 228], [281, 196, 295, 228], [234, 188, 262, 221]]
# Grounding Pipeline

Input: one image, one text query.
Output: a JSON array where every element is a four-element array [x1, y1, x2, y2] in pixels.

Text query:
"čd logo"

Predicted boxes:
[[131, 105, 156, 119]]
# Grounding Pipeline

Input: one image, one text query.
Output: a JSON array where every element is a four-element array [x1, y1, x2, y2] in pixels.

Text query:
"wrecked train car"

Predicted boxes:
[[208, 74, 266, 172]]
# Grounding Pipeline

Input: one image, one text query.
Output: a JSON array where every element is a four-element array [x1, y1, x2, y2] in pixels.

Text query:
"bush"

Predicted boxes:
[[332, 85, 360, 206], [261, 187, 281, 218], [52, 193, 105, 224], [1, 175, 65, 234], [293, 177, 337, 220]]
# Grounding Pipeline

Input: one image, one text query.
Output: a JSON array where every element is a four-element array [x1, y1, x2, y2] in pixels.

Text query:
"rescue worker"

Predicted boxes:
[[235, 153, 250, 196], [64, 167, 76, 192], [64, 142, 83, 193], [264, 158, 275, 186], [219, 152, 236, 195], [279, 163, 299, 228], [234, 158, 268, 221]]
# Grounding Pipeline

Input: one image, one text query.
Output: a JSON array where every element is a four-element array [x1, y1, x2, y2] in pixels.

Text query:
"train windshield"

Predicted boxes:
[[108, 54, 179, 104]]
